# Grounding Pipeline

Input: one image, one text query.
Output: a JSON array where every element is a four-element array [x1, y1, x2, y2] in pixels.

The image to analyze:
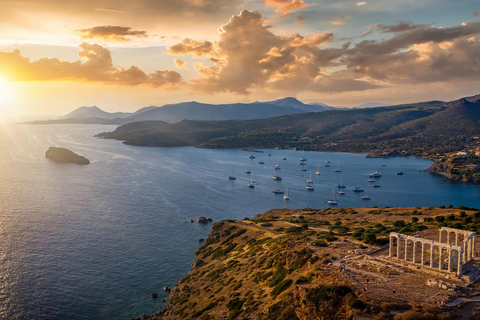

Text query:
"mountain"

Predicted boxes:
[[61, 106, 133, 120], [261, 97, 336, 112], [355, 102, 392, 109]]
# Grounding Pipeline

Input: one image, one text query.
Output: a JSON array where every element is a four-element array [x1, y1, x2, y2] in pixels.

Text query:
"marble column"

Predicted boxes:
[[448, 249, 452, 272], [473, 237, 476, 259], [458, 250, 463, 276], [421, 243, 426, 266], [465, 240, 469, 262], [413, 241, 417, 263], [430, 245, 435, 267], [447, 232, 450, 245], [389, 236, 393, 257], [397, 237, 401, 259], [405, 239, 409, 261], [439, 231, 443, 243], [455, 233, 459, 246], [439, 247, 443, 271]]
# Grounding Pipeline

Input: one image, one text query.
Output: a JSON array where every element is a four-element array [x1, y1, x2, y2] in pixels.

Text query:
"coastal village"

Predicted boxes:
[[147, 206, 480, 320]]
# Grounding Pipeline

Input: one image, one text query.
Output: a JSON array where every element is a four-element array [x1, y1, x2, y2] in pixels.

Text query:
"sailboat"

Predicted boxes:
[[272, 188, 284, 194], [245, 165, 251, 174], [249, 155, 255, 159], [301, 165, 307, 171], [334, 162, 341, 172], [368, 177, 375, 182], [315, 164, 321, 175], [272, 175, 282, 180], [300, 150, 307, 162], [337, 179, 346, 188], [328, 188, 338, 205], [248, 174, 254, 188], [228, 166, 236, 180], [338, 189, 345, 195], [275, 159, 281, 170], [259, 160, 265, 164], [306, 172, 313, 184], [283, 186, 290, 200], [362, 193, 371, 200], [306, 183, 314, 190], [325, 157, 330, 167]]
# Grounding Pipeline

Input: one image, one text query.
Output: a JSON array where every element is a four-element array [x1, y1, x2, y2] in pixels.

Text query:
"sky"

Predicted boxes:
[[0, 0, 479, 118]]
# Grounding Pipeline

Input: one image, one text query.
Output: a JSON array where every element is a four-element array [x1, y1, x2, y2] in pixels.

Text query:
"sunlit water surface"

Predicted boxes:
[[0, 124, 479, 319]]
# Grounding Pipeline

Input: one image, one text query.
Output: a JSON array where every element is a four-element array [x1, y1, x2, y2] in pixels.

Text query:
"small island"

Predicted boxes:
[[45, 147, 90, 165]]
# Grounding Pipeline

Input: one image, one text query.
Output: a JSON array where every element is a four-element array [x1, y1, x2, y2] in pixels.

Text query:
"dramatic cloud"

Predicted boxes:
[[0, 43, 182, 88], [167, 11, 480, 95], [323, 16, 350, 26], [263, 0, 308, 14], [76, 25, 148, 42], [174, 58, 187, 69]]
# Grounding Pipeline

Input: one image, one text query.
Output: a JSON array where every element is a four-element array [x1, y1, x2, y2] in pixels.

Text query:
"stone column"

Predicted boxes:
[[405, 239, 409, 261], [413, 241, 417, 263], [389, 236, 393, 257], [430, 245, 435, 267], [421, 243, 426, 266], [448, 249, 452, 272], [473, 237, 476, 259], [455, 233, 459, 246], [397, 237, 401, 259], [447, 232, 450, 245], [439, 230, 442, 243], [458, 250, 463, 276], [439, 247, 443, 271], [465, 240, 469, 262]]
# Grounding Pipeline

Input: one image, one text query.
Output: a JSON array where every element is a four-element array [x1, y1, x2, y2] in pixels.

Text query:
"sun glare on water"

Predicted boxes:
[[0, 78, 12, 105]]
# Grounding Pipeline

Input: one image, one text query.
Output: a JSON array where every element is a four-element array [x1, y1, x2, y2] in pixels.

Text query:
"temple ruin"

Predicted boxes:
[[389, 227, 477, 276]]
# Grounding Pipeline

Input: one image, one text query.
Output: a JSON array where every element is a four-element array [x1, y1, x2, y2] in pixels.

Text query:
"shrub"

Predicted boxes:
[[260, 222, 273, 227], [362, 232, 376, 244], [270, 279, 293, 296], [411, 217, 419, 223], [393, 220, 406, 227]]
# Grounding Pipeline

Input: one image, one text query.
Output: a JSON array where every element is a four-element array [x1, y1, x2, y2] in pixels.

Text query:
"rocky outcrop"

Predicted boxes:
[[45, 147, 90, 165]]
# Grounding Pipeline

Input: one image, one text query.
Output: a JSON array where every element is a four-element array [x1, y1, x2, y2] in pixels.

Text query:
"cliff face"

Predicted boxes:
[[426, 158, 480, 183], [45, 147, 90, 165]]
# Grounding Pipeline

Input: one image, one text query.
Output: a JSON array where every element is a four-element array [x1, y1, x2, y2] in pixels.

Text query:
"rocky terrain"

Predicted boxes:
[[141, 206, 480, 320]]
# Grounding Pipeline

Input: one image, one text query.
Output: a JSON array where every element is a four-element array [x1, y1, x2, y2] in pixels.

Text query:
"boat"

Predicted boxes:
[[282, 156, 287, 160], [327, 188, 338, 205], [338, 190, 345, 195], [325, 158, 330, 164], [352, 187, 364, 192], [275, 159, 281, 170], [249, 155, 255, 159], [272, 176, 282, 180], [370, 171, 382, 177], [301, 166, 307, 171], [373, 185, 380, 188], [337, 180, 346, 188], [267, 153, 271, 156], [334, 162, 341, 172], [283, 186, 290, 200], [245, 166, 251, 174], [228, 166, 236, 180], [300, 150, 307, 162], [368, 177, 375, 182], [306, 172, 313, 184], [315, 164, 321, 175], [248, 174, 254, 188], [362, 194, 371, 200], [382, 164, 387, 167], [259, 160, 265, 164], [272, 189, 284, 194], [397, 172, 404, 175], [306, 184, 314, 190]]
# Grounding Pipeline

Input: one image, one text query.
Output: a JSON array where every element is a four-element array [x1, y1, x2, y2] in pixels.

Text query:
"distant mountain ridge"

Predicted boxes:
[[24, 98, 342, 125]]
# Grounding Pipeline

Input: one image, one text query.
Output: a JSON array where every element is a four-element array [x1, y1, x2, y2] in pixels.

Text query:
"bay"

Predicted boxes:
[[0, 124, 478, 319]]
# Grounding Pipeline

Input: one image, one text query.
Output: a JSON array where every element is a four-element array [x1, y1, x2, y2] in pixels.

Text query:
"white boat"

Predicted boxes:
[[228, 166, 236, 180], [272, 189, 284, 194], [248, 174, 254, 188], [245, 165, 251, 174], [370, 171, 382, 177], [325, 158, 330, 164], [362, 194, 371, 200], [352, 187, 364, 192], [275, 159, 281, 170], [249, 155, 255, 159], [338, 190, 345, 195], [334, 162, 341, 172], [283, 186, 290, 200], [368, 177, 375, 182], [337, 180, 346, 188], [306, 183, 314, 190], [315, 164, 320, 175], [306, 172, 313, 184], [272, 175, 282, 180], [300, 150, 307, 162], [328, 188, 338, 205]]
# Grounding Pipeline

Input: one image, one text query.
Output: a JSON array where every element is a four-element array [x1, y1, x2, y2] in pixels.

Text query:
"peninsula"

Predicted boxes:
[[45, 147, 90, 165], [143, 206, 480, 320]]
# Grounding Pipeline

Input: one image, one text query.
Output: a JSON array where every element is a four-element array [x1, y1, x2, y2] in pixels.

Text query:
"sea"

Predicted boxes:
[[0, 123, 479, 319]]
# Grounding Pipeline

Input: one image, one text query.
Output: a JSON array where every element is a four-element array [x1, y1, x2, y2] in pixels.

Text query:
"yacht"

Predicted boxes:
[[283, 186, 290, 200], [300, 150, 307, 162], [315, 164, 321, 175], [368, 177, 375, 182], [325, 158, 330, 164], [275, 159, 281, 170], [337, 180, 346, 188], [362, 194, 371, 200], [306, 184, 314, 190], [228, 166, 236, 180], [334, 162, 341, 172], [245, 166, 251, 174], [373, 184, 380, 188], [248, 174, 254, 188], [272, 189, 284, 194], [370, 171, 382, 177], [249, 155, 255, 159], [328, 189, 338, 205], [306, 172, 313, 184], [352, 187, 364, 192], [272, 176, 282, 180], [338, 189, 345, 195]]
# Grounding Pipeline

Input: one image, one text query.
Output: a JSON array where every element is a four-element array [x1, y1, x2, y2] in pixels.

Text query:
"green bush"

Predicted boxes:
[[270, 279, 293, 296], [260, 222, 273, 227]]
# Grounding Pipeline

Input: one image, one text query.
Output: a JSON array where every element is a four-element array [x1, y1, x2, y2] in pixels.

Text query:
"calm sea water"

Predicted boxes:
[[0, 124, 479, 319]]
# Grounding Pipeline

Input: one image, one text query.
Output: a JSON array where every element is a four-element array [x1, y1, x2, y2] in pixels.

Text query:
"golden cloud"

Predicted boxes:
[[76, 25, 148, 42], [263, 0, 308, 14], [0, 43, 182, 88], [174, 58, 187, 69]]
